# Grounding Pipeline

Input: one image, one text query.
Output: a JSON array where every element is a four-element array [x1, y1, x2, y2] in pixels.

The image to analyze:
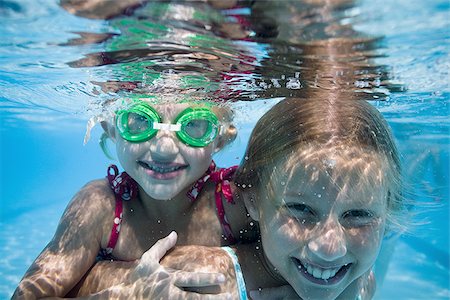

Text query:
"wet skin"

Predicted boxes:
[[255, 157, 387, 300]]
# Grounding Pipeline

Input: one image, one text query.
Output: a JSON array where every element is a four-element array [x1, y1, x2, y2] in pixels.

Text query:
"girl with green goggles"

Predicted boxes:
[[116, 101, 220, 147]]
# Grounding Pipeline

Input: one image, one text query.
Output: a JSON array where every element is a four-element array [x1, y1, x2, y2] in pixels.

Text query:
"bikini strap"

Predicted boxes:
[[187, 161, 238, 243], [107, 165, 138, 201], [211, 165, 238, 243], [103, 165, 138, 255], [186, 161, 217, 201], [222, 246, 248, 300]]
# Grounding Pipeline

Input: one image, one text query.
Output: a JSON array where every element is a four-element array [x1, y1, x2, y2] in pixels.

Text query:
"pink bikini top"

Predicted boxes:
[[100, 162, 238, 258]]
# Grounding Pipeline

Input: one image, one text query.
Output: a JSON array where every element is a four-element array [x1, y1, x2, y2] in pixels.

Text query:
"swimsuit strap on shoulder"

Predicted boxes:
[[222, 246, 248, 300], [210, 165, 238, 243], [107, 165, 138, 201], [103, 165, 139, 256], [186, 161, 239, 243], [186, 161, 217, 201]]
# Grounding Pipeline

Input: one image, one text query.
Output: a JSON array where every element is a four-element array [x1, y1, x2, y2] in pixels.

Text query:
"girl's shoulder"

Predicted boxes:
[[79, 178, 115, 203], [66, 178, 116, 220]]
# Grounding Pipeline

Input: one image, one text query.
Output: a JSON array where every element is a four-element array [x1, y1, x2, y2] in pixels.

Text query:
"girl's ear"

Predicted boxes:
[[241, 188, 260, 221], [214, 124, 237, 153], [101, 120, 117, 143]]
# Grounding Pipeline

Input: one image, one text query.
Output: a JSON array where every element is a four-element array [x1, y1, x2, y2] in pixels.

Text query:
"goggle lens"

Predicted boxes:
[[116, 104, 160, 142], [126, 112, 151, 134], [116, 103, 219, 147]]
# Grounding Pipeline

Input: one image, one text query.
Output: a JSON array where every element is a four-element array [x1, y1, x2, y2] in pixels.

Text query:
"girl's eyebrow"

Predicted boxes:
[[283, 191, 310, 201], [284, 191, 303, 197]]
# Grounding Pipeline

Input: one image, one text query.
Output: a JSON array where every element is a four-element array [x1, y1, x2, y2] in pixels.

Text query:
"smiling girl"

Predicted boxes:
[[229, 94, 404, 299], [12, 99, 257, 299], [69, 93, 404, 299]]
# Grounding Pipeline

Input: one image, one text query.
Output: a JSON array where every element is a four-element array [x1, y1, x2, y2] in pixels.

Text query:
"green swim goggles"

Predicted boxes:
[[116, 102, 220, 147]]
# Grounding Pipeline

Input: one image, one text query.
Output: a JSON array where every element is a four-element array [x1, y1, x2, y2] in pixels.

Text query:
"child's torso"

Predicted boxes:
[[107, 182, 225, 260], [98, 163, 257, 261]]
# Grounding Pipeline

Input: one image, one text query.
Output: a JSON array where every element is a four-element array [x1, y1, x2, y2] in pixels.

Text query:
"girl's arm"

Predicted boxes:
[[71, 233, 234, 299], [12, 180, 111, 300]]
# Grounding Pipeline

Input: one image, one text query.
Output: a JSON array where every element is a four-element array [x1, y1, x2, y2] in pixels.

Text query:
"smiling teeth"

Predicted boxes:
[[302, 262, 341, 280], [144, 164, 182, 174]]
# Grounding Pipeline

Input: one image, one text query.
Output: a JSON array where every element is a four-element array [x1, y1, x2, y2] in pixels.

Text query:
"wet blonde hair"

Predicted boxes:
[[235, 91, 405, 232]]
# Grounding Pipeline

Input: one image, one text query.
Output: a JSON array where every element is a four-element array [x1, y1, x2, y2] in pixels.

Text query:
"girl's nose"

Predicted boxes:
[[149, 131, 179, 160], [307, 218, 347, 262]]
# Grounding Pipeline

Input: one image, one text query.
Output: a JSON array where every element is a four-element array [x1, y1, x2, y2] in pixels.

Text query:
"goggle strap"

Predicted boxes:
[[152, 122, 181, 132]]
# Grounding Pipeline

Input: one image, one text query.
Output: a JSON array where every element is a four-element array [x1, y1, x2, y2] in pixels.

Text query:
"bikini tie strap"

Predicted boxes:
[[103, 165, 139, 256], [209, 165, 238, 204], [210, 165, 238, 243], [186, 161, 217, 201], [107, 164, 138, 201]]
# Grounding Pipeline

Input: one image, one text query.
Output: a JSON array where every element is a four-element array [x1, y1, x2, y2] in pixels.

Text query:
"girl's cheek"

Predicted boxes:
[[273, 215, 309, 244], [346, 223, 384, 253]]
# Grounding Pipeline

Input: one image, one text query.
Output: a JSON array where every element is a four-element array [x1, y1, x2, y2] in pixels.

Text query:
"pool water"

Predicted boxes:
[[0, 0, 449, 299]]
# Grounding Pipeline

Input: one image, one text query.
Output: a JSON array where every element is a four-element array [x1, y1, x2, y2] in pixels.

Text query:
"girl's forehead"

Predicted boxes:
[[275, 150, 387, 195], [270, 159, 387, 212]]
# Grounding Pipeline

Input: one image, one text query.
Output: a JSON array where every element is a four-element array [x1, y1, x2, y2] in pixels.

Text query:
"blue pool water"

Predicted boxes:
[[1, 0, 449, 299]]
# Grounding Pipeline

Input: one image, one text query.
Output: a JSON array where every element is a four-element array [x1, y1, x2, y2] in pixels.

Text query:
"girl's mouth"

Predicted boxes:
[[138, 161, 188, 180], [291, 257, 351, 285]]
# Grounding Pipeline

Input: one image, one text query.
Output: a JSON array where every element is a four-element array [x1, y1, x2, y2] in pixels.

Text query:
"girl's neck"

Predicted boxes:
[[235, 242, 288, 291], [137, 185, 194, 221]]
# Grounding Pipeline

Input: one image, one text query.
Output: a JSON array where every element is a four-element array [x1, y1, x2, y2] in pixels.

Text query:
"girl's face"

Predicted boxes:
[[257, 158, 387, 300], [115, 103, 218, 200]]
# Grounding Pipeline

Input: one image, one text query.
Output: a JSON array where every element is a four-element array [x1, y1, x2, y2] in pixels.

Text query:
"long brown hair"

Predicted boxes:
[[235, 91, 405, 231]]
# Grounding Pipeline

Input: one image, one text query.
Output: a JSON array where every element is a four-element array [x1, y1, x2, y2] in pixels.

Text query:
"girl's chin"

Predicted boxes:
[[148, 191, 179, 200], [141, 182, 187, 200], [142, 187, 182, 200]]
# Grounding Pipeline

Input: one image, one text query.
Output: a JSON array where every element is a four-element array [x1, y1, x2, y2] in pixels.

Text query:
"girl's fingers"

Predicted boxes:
[[141, 231, 178, 265], [173, 271, 226, 288]]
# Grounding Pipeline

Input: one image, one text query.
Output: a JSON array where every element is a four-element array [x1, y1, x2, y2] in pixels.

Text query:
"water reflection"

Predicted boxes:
[[58, 0, 401, 107]]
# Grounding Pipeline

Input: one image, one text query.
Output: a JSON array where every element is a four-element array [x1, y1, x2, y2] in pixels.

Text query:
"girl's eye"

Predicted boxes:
[[127, 113, 149, 133], [184, 119, 209, 138], [342, 210, 375, 227], [284, 203, 317, 225], [285, 203, 316, 219]]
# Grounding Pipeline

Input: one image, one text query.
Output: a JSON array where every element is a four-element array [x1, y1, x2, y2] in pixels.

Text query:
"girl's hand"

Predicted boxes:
[[249, 285, 301, 300], [124, 231, 231, 299]]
